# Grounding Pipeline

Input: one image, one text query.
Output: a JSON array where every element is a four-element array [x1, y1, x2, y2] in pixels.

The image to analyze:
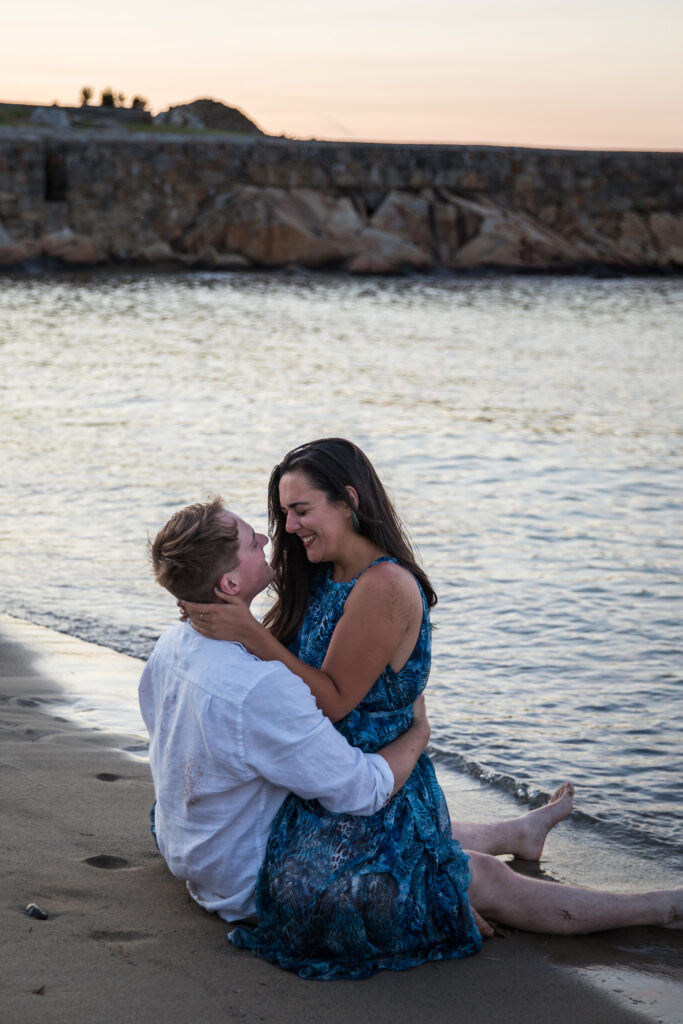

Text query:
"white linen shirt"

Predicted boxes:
[[138, 622, 394, 922]]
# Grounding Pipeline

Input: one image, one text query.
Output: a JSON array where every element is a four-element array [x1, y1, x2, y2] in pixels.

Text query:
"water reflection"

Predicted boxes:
[[1, 270, 682, 854]]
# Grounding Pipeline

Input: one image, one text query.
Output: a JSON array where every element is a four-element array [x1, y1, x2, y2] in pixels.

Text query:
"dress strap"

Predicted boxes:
[[357, 555, 397, 578]]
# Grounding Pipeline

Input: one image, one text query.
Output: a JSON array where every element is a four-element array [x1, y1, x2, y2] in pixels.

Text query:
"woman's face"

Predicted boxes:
[[279, 469, 353, 565]]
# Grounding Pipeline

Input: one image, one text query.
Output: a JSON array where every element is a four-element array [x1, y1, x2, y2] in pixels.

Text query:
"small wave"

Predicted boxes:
[[429, 746, 683, 864], [5, 605, 157, 661]]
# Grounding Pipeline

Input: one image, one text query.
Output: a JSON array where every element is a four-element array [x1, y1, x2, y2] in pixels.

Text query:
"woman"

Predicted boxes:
[[184, 438, 681, 978]]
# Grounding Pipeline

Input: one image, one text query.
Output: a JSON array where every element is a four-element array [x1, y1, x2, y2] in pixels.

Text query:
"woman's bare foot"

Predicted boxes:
[[512, 782, 575, 861], [663, 890, 683, 929], [450, 783, 575, 858]]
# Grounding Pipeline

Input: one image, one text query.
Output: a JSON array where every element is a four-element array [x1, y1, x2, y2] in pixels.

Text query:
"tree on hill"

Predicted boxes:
[[100, 89, 127, 108], [80, 86, 93, 106]]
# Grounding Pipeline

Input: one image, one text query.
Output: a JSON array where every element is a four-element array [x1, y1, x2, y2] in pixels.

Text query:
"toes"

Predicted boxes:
[[550, 782, 575, 803]]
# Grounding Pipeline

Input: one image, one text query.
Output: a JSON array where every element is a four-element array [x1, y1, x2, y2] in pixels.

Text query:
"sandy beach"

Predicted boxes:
[[2, 615, 681, 1024]]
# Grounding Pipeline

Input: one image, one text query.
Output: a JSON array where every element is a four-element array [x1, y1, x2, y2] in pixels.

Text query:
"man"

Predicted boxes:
[[139, 497, 430, 923]]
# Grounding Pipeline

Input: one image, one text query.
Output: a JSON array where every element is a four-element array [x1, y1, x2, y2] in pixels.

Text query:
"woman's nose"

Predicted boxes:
[[285, 512, 298, 532]]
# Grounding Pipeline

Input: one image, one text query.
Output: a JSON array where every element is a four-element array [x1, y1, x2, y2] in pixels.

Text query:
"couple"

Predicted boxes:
[[140, 437, 681, 980]]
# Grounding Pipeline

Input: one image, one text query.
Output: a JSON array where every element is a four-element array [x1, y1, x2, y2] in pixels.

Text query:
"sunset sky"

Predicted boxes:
[[3, 0, 682, 149]]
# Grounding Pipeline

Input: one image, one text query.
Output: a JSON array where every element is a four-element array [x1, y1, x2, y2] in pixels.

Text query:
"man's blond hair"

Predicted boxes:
[[149, 497, 239, 602]]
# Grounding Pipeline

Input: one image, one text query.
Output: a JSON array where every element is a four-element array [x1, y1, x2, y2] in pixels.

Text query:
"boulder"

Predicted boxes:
[[432, 196, 485, 264], [183, 186, 434, 271], [0, 237, 42, 266], [155, 108, 205, 130], [617, 212, 656, 265], [185, 187, 365, 266], [347, 229, 430, 273], [446, 202, 586, 270], [187, 246, 252, 269], [370, 191, 433, 253], [649, 212, 683, 266], [29, 106, 70, 129], [41, 229, 102, 264], [132, 240, 187, 264]]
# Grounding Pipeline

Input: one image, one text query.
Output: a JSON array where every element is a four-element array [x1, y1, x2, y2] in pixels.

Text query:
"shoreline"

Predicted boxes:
[[1, 615, 681, 1021], [4, 262, 683, 279], [4, 612, 681, 891]]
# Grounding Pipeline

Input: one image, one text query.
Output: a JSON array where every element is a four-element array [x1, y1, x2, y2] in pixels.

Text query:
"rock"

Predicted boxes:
[[347, 230, 430, 273], [155, 108, 205, 130], [156, 98, 264, 135], [649, 212, 683, 266], [29, 107, 70, 129], [25, 903, 48, 920], [617, 212, 656, 264], [448, 203, 585, 270], [187, 246, 252, 269], [433, 196, 485, 264], [186, 187, 365, 266], [370, 191, 433, 253], [2, 132, 681, 273], [42, 229, 102, 264], [0, 238, 42, 266], [132, 240, 186, 264]]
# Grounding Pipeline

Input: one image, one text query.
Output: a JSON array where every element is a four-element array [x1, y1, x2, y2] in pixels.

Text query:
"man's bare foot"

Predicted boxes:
[[512, 782, 575, 861]]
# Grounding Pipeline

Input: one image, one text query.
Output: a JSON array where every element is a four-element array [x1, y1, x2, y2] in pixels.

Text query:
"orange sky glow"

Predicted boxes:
[[3, 0, 682, 150]]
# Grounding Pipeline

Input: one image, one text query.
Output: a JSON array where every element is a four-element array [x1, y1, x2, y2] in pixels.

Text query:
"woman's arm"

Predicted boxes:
[[183, 561, 424, 721]]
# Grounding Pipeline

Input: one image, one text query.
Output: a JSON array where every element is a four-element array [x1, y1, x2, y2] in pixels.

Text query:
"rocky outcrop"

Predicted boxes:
[[0, 134, 681, 273], [154, 99, 264, 135]]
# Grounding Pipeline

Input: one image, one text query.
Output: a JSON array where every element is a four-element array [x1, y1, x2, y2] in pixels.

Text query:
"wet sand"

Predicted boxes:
[[1, 615, 681, 1023]]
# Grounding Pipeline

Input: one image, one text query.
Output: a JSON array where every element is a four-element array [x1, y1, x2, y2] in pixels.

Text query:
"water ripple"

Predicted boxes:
[[1, 270, 682, 852]]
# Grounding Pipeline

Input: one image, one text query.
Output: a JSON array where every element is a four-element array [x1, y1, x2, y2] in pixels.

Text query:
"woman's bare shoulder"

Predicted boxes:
[[349, 560, 422, 615]]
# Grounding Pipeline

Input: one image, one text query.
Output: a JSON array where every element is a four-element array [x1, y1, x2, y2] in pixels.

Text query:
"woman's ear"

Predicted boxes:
[[345, 485, 359, 510], [345, 486, 361, 533], [216, 572, 240, 597]]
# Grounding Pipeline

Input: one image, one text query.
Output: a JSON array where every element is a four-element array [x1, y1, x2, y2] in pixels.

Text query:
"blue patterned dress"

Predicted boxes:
[[229, 559, 481, 979]]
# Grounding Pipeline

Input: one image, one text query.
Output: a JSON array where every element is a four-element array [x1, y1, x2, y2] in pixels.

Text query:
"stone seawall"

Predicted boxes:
[[1, 133, 682, 272]]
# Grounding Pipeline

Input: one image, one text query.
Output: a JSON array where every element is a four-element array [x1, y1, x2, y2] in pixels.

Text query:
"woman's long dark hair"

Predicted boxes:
[[263, 438, 437, 645]]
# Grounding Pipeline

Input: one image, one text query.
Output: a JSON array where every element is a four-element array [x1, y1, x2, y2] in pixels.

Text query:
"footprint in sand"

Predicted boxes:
[[89, 929, 151, 942], [83, 855, 130, 869], [95, 773, 121, 782]]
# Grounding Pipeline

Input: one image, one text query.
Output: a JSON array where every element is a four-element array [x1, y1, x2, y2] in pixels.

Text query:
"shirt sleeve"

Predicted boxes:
[[241, 666, 394, 815]]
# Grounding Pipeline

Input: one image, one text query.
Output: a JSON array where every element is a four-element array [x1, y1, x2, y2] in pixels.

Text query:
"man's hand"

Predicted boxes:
[[411, 694, 430, 746]]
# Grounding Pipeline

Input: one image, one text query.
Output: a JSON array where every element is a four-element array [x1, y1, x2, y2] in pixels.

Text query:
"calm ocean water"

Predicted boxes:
[[1, 270, 682, 865]]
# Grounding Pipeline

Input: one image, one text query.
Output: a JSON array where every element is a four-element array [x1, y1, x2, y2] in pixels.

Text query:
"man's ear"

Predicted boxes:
[[216, 572, 240, 597]]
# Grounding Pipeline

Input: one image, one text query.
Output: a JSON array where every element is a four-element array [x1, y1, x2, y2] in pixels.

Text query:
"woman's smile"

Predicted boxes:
[[279, 469, 352, 565]]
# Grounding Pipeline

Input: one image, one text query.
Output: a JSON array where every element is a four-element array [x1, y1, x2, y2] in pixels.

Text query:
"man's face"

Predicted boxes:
[[220, 511, 274, 606]]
